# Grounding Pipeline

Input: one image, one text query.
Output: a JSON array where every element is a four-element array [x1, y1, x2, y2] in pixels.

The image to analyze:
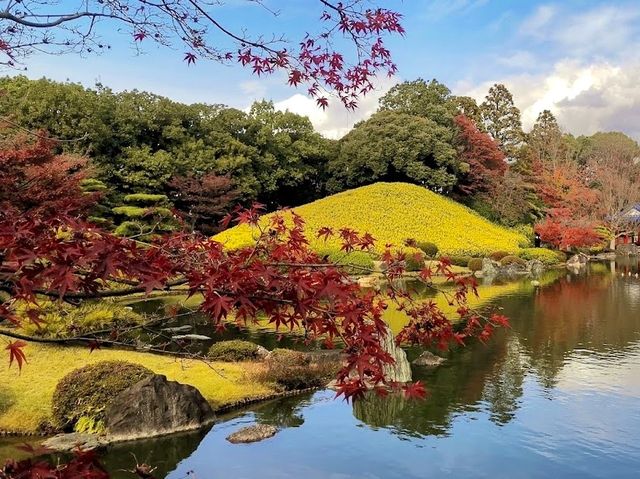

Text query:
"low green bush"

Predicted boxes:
[[416, 241, 439, 258], [467, 258, 484, 272], [489, 251, 511, 261], [52, 361, 153, 432], [123, 193, 169, 206], [405, 253, 426, 272], [519, 248, 564, 265], [446, 255, 473, 267], [208, 340, 261, 362], [80, 178, 108, 192], [500, 255, 526, 267], [112, 206, 173, 219], [315, 248, 374, 275], [114, 220, 143, 237], [259, 349, 339, 391]]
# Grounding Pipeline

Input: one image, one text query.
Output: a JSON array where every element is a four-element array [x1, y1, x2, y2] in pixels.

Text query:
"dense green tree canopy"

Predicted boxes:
[[328, 111, 459, 192], [0, 76, 332, 210], [378, 79, 457, 127]]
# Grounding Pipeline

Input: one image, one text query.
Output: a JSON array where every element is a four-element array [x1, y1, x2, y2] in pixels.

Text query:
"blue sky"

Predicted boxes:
[[13, 0, 640, 139]]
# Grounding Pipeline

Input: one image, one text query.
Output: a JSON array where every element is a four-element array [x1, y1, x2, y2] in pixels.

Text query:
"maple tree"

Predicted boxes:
[[533, 160, 601, 249], [168, 173, 240, 235], [0, 135, 508, 392], [453, 114, 506, 196], [0, 0, 404, 109]]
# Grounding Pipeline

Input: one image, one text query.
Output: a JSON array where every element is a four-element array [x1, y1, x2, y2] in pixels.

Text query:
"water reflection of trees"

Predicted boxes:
[[354, 264, 640, 438], [102, 427, 211, 479], [252, 394, 310, 428]]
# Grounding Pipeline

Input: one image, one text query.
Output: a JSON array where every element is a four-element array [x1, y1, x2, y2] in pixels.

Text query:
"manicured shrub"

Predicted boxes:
[[467, 258, 484, 272], [315, 248, 374, 275], [259, 349, 339, 391], [114, 220, 143, 237], [208, 340, 261, 362], [447, 255, 473, 267], [519, 248, 564, 265], [416, 241, 439, 258], [489, 251, 511, 261], [500, 255, 526, 267], [52, 361, 153, 432], [123, 193, 169, 206], [405, 253, 426, 272]]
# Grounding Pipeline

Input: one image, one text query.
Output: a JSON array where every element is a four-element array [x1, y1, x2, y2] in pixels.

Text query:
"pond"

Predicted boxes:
[[6, 260, 640, 478]]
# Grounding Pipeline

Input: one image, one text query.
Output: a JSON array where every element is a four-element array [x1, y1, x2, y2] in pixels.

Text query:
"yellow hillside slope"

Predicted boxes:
[[214, 182, 527, 256]]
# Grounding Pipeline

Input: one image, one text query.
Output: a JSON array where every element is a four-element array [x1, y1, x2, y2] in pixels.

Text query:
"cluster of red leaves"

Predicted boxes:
[[238, 4, 403, 109], [454, 115, 507, 195], [0, 136, 508, 400], [533, 160, 601, 249], [1, 449, 108, 479]]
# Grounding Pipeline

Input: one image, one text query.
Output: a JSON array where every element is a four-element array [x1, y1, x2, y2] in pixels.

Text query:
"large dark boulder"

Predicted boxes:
[[105, 374, 215, 440]]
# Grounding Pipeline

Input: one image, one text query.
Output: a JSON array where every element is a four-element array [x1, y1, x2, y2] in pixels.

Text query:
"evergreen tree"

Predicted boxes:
[[480, 84, 523, 160]]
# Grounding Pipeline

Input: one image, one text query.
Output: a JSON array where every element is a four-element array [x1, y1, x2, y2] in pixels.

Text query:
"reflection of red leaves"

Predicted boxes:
[[403, 381, 427, 399], [6, 340, 27, 371]]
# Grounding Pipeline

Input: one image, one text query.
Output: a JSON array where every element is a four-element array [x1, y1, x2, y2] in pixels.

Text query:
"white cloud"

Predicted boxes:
[[459, 59, 640, 140], [273, 76, 398, 139], [520, 4, 640, 57]]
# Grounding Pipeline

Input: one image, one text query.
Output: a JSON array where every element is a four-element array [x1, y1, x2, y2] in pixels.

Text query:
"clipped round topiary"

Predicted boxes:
[[467, 258, 484, 272], [261, 349, 336, 391], [500, 255, 526, 267], [208, 340, 261, 362], [404, 253, 426, 272], [489, 251, 511, 261], [52, 361, 153, 432], [447, 255, 473, 267], [416, 241, 439, 258]]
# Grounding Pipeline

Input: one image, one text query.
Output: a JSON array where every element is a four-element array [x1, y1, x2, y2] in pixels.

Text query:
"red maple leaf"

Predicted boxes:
[[403, 381, 427, 399], [316, 97, 329, 110], [6, 340, 27, 371], [133, 31, 147, 42], [184, 52, 197, 65]]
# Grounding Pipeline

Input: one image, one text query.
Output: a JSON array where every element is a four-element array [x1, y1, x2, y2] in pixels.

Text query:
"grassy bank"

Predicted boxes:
[[0, 343, 275, 433]]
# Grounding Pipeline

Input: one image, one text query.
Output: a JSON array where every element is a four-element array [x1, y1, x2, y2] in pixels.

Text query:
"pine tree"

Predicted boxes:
[[480, 84, 523, 160]]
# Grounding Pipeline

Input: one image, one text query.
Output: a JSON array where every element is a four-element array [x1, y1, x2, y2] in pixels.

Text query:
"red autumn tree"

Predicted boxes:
[[0, 134, 94, 217], [168, 173, 240, 235], [0, 0, 403, 109], [533, 160, 601, 249], [454, 114, 507, 196]]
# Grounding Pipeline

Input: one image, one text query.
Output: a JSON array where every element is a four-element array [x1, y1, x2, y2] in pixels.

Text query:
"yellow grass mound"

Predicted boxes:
[[214, 182, 527, 256]]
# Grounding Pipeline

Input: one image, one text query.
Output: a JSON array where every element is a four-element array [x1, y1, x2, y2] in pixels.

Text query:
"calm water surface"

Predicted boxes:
[[10, 261, 640, 478]]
